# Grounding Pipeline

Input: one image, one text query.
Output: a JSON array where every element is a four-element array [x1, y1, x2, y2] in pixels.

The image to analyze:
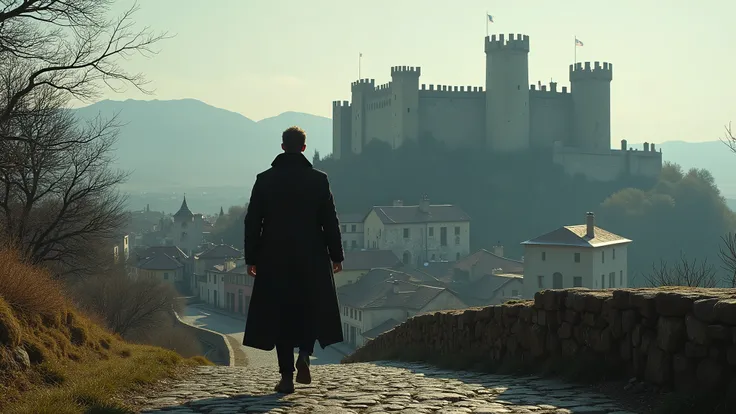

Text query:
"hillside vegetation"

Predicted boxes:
[[0, 249, 209, 413]]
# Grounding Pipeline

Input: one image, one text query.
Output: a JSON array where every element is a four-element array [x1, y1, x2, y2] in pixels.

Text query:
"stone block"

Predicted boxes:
[[696, 358, 723, 389], [558, 322, 573, 339], [645, 346, 671, 384], [692, 298, 719, 323], [714, 299, 736, 325], [706, 324, 728, 342], [657, 316, 686, 353], [621, 309, 638, 332], [655, 292, 695, 317], [685, 313, 708, 345]]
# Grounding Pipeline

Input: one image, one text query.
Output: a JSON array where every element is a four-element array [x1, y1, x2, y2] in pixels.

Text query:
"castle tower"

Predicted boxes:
[[173, 195, 194, 253], [484, 33, 531, 152], [350, 79, 375, 155], [569, 62, 613, 150], [390, 66, 421, 147], [332, 100, 351, 160]]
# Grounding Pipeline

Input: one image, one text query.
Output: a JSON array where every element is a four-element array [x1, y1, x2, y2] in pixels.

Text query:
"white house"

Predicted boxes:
[[337, 268, 467, 348], [521, 212, 632, 299], [339, 213, 365, 252], [363, 196, 471, 267], [200, 263, 234, 308]]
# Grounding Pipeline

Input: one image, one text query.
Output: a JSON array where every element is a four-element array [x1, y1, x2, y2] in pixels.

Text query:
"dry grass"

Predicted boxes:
[[0, 249, 210, 413]]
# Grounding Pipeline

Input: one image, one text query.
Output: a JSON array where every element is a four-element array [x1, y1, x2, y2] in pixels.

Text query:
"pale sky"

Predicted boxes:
[[99, 0, 735, 144]]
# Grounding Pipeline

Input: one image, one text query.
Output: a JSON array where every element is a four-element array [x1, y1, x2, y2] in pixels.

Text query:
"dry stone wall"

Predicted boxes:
[[343, 287, 736, 392]]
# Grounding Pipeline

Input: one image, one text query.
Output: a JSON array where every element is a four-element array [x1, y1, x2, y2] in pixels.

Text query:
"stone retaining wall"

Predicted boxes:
[[343, 287, 736, 392], [171, 311, 234, 366]]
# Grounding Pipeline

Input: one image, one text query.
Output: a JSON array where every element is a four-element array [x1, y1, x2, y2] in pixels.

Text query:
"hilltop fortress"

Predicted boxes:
[[332, 33, 662, 182]]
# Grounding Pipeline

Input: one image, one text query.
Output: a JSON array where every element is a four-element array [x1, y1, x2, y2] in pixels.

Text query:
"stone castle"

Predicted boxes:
[[332, 33, 662, 182]]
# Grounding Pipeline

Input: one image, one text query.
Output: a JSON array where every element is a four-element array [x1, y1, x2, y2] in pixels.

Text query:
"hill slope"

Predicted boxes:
[[72, 99, 332, 191]]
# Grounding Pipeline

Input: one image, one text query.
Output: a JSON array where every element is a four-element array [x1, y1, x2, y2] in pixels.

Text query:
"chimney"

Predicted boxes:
[[493, 241, 504, 257], [393, 200, 403, 207], [586, 212, 595, 238], [419, 195, 430, 214]]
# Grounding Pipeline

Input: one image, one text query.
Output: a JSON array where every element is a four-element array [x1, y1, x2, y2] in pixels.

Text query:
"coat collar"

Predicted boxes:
[[271, 152, 312, 169]]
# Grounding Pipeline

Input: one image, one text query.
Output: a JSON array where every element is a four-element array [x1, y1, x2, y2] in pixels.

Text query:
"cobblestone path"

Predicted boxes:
[[132, 362, 637, 414]]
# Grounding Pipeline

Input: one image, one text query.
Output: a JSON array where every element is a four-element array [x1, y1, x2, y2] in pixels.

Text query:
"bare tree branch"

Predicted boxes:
[[0, 77, 129, 276], [0, 0, 170, 147], [722, 122, 736, 154], [644, 252, 720, 288], [719, 232, 736, 288]]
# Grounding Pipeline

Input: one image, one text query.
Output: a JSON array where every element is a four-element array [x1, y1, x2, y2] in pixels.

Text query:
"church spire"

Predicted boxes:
[[219, 206, 224, 217], [173, 194, 193, 221]]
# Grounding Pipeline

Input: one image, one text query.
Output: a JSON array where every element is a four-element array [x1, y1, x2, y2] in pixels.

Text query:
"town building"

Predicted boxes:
[[419, 247, 525, 306], [171, 196, 205, 256], [337, 268, 466, 348], [223, 262, 253, 316], [339, 213, 365, 251], [363, 196, 470, 267], [337, 249, 403, 287], [332, 33, 662, 182], [192, 244, 243, 294], [134, 246, 188, 286], [521, 212, 632, 298]]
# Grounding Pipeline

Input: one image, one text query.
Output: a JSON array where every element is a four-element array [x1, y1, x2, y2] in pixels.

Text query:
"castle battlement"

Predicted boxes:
[[332, 100, 351, 108], [485, 33, 530, 53], [351, 78, 376, 90], [530, 82, 569, 95], [391, 65, 421, 76], [419, 84, 484, 97], [569, 61, 613, 81]]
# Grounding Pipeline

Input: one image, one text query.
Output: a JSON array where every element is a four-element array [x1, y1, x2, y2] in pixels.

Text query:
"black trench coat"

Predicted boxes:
[[242, 152, 344, 351]]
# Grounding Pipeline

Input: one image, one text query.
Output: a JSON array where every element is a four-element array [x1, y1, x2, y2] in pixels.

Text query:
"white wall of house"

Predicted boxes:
[[340, 221, 365, 251], [363, 211, 470, 266], [522, 244, 629, 298]]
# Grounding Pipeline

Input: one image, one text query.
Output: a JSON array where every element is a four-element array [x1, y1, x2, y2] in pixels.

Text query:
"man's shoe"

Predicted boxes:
[[274, 375, 295, 394], [295, 354, 312, 385]]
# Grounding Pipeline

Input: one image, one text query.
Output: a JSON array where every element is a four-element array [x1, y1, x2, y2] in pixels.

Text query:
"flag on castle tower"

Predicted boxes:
[[487, 14, 494, 23], [575, 38, 584, 47]]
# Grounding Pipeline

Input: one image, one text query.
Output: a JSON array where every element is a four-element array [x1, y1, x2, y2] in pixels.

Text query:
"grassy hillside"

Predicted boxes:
[[0, 250, 209, 413]]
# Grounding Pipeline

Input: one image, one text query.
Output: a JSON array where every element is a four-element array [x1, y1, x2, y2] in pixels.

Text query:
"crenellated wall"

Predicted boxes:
[[529, 82, 572, 149], [553, 141, 662, 182], [418, 84, 485, 149], [332, 100, 352, 160], [343, 287, 736, 393]]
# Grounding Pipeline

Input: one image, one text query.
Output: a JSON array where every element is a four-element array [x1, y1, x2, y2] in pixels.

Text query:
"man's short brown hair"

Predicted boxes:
[[282, 126, 306, 153]]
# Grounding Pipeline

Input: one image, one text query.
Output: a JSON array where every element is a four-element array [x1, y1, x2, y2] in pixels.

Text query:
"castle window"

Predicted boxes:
[[407, 108, 410, 113], [517, 85, 520, 90]]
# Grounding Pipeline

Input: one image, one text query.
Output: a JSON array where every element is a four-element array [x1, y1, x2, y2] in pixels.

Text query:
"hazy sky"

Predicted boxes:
[[100, 0, 735, 144]]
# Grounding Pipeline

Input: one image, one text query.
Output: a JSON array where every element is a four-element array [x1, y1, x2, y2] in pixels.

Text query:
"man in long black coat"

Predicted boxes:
[[243, 126, 344, 394]]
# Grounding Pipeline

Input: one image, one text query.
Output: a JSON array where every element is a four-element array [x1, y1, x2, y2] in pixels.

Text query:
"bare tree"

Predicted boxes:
[[720, 232, 736, 287], [73, 267, 181, 338], [0, 78, 129, 276], [645, 252, 720, 288], [723, 123, 735, 154], [0, 1, 168, 128]]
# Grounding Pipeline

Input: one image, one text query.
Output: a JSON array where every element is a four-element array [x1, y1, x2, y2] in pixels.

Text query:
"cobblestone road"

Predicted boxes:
[[132, 362, 636, 414]]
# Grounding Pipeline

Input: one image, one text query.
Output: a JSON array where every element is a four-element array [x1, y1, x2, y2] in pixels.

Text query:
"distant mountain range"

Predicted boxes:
[[72, 99, 333, 193], [72, 99, 736, 212]]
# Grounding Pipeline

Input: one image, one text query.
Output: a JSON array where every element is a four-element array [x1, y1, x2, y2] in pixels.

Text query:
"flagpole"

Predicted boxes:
[[574, 36, 577, 65], [486, 11, 489, 37], [359, 53, 362, 79]]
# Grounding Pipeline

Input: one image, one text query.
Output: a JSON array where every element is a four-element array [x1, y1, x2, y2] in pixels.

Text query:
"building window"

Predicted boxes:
[[403, 228, 410, 238], [613, 248, 616, 260], [343, 241, 347, 249], [573, 277, 582, 287], [454, 226, 460, 236], [542, 252, 546, 261], [431, 254, 436, 260], [553, 272, 563, 289], [440, 227, 447, 246], [600, 274, 605, 288], [428, 227, 434, 237], [163, 272, 169, 280], [602, 251, 605, 263], [537, 275, 544, 288], [351, 224, 357, 232], [574, 253, 580, 263], [456, 252, 460, 260], [620, 270, 623, 286], [350, 308, 354, 319], [358, 311, 362, 321], [609, 272, 616, 288], [341, 225, 347, 232], [351, 240, 357, 248]]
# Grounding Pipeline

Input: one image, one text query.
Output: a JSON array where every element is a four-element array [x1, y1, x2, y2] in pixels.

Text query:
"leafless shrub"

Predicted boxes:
[[644, 252, 720, 288], [720, 232, 736, 288]]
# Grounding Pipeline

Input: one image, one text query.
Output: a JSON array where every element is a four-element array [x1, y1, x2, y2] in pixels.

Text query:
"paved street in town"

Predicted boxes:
[[181, 304, 345, 368]]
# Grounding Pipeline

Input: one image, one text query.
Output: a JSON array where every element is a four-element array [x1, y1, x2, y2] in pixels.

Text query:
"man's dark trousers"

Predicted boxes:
[[276, 340, 315, 374]]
